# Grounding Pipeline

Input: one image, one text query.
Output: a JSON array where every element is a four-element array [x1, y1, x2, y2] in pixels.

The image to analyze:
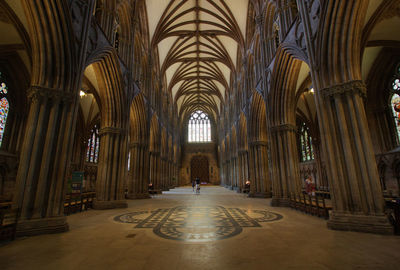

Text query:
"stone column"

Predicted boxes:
[[94, 127, 128, 209], [269, 124, 301, 206], [317, 81, 393, 234], [232, 157, 239, 191], [248, 141, 272, 198], [225, 160, 231, 188], [238, 150, 249, 192], [14, 87, 77, 236], [126, 142, 150, 199]]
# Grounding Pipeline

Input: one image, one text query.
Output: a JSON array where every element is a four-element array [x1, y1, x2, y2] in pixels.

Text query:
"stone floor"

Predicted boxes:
[[1, 186, 400, 270]]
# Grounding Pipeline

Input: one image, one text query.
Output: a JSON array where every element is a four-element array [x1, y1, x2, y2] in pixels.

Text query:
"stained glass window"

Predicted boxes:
[[0, 73, 9, 147], [390, 64, 400, 142], [188, 110, 211, 142], [86, 124, 100, 163], [298, 122, 314, 162]]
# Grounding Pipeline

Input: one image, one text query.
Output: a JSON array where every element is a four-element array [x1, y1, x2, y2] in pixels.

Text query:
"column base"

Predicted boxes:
[[126, 193, 151, 199], [248, 192, 272, 198], [16, 216, 69, 237], [93, 200, 128, 210], [271, 197, 290, 207], [327, 211, 394, 235]]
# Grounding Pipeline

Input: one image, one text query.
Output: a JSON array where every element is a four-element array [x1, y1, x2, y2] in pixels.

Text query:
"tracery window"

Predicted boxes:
[[0, 73, 9, 147], [86, 124, 100, 163], [390, 64, 400, 142], [299, 122, 314, 162], [188, 110, 211, 143]]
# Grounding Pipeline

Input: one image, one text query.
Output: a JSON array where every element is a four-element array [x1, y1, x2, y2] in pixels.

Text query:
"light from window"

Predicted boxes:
[[188, 110, 211, 142], [86, 124, 100, 163]]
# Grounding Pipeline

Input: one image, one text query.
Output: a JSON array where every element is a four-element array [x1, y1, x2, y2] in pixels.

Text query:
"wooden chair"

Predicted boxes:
[[0, 206, 18, 242], [296, 193, 305, 211], [289, 193, 296, 209]]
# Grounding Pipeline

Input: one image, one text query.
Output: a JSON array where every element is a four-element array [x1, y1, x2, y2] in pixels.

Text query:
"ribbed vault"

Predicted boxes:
[[147, 0, 248, 123]]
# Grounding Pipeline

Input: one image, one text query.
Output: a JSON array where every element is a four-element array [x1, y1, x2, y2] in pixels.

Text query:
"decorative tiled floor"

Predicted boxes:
[[114, 206, 282, 242]]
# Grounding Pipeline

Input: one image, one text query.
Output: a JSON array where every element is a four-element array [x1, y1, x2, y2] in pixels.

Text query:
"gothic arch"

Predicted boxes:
[[86, 50, 126, 129], [249, 91, 268, 142], [130, 93, 148, 144]]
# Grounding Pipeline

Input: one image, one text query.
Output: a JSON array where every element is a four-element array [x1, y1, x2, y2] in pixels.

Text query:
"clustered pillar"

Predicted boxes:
[[14, 87, 76, 236], [238, 150, 249, 191], [149, 151, 161, 193], [269, 124, 301, 206], [317, 81, 393, 234], [248, 141, 271, 198], [94, 127, 128, 209], [127, 142, 150, 199]]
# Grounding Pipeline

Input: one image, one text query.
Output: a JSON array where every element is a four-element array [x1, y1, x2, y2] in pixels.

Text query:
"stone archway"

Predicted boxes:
[[191, 155, 209, 184]]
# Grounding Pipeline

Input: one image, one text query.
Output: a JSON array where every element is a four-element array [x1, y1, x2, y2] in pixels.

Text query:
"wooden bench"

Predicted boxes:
[[64, 192, 96, 215], [289, 192, 332, 219]]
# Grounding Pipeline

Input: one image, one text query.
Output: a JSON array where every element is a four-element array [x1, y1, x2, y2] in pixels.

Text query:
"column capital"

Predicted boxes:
[[270, 123, 297, 133], [238, 149, 248, 154], [99, 126, 126, 136], [255, 14, 265, 27], [28, 85, 75, 104], [129, 141, 147, 148], [321, 80, 366, 99], [249, 140, 268, 147], [150, 151, 160, 156]]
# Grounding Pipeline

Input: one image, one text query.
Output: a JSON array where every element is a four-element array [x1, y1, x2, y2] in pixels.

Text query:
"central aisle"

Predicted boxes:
[[1, 186, 399, 270]]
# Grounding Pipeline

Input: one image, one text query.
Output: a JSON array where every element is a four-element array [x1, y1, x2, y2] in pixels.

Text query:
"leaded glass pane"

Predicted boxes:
[[391, 94, 400, 142]]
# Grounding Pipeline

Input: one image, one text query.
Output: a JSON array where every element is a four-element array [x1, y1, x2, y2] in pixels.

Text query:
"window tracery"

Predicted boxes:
[[188, 110, 211, 143]]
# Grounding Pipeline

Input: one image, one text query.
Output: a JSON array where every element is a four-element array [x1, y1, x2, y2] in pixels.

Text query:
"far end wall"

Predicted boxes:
[[179, 142, 220, 186]]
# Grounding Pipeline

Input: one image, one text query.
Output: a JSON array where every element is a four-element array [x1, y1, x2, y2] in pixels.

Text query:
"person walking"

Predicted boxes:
[[192, 179, 195, 192]]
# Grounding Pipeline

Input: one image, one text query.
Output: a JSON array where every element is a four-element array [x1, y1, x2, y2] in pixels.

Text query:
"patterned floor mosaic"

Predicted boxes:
[[114, 206, 283, 242]]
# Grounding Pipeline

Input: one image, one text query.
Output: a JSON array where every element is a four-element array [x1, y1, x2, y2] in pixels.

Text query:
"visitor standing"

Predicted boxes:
[[195, 177, 200, 194]]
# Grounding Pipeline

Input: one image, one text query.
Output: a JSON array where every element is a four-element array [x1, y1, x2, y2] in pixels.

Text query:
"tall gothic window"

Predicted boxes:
[[299, 122, 314, 162], [0, 73, 9, 147], [188, 110, 211, 143], [390, 64, 400, 142], [86, 124, 100, 163]]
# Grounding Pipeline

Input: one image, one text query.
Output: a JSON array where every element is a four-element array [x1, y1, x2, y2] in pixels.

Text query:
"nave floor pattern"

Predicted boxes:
[[0, 186, 399, 270]]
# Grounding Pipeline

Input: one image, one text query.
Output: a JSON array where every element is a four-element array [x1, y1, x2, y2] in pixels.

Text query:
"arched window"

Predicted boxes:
[[86, 124, 100, 163], [390, 64, 400, 143], [273, 22, 280, 49], [299, 122, 314, 162], [0, 73, 9, 147], [188, 110, 211, 143]]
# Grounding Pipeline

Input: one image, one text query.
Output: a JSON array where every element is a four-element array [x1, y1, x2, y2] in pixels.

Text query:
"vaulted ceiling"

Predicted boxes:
[[146, 0, 248, 122]]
